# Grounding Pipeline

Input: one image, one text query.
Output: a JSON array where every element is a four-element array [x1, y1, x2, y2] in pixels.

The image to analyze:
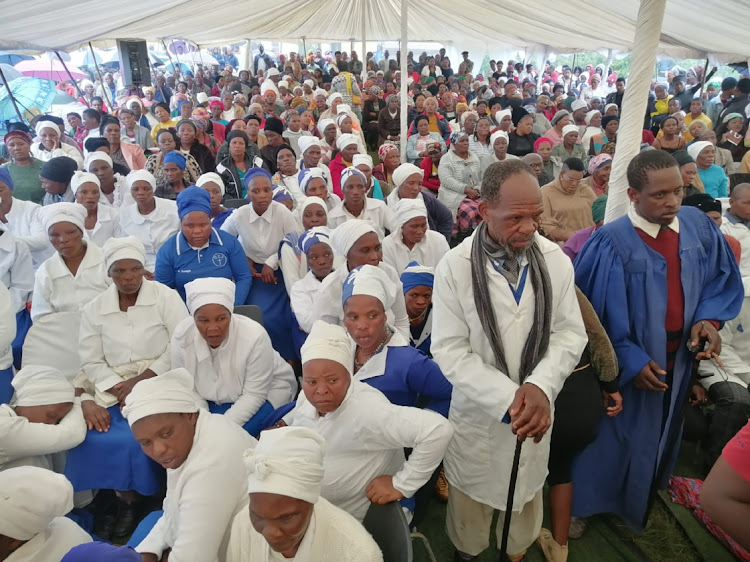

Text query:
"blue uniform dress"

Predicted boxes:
[[571, 207, 743, 530], [154, 228, 252, 304], [211, 209, 234, 230]]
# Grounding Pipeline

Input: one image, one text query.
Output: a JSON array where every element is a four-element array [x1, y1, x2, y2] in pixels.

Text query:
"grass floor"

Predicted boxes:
[[411, 441, 735, 562]]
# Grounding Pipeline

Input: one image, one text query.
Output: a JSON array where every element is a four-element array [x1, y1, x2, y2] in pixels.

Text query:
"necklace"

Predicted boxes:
[[354, 327, 392, 370], [408, 307, 428, 323]]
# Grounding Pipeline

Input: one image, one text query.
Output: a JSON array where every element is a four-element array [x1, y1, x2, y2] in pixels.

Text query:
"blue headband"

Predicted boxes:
[[163, 150, 187, 170], [400, 261, 434, 293], [177, 185, 212, 219], [0, 168, 13, 190], [298, 228, 331, 254], [272, 185, 292, 203], [242, 167, 273, 191]]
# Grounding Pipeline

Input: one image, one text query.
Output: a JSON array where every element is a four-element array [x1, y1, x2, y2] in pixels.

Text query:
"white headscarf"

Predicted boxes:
[[392, 163, 422, 188], [326, 92, 343, 107], [84, 151, 112, 172], [70, 171, 100, 195], [494, 109, 512, 123], [11, 365, 74, 407], [122, 368, 199, 427], [126, 170, 157, 190], [196, 172, 226, 196], [0, 466, 74, 541], [562, 124, 579, 138], [36, 121, 61, 137], [299, 196, 328, 220], [490, 130, 509, 147], [102, 236, 146, 270], [394, 198, 428, 229], [571, 99, 588, 112], [335, 133, 359, 151], [330, 219, 377, 256], [352, 154, 373, 170], [314, 88, 327, 99], [337, 103, 352, 116], [244, 426, 325, 504], [342, 264, 398, 312], [298, 168, 327, 195], [38, 202, 87, 233], [317, 118, 335, 135], [185, 277, 235, 315], [688, 141, 714, 161], [297, 136, 320, 155], [584, 110, 600, 126], [301, 320, 352, 374]]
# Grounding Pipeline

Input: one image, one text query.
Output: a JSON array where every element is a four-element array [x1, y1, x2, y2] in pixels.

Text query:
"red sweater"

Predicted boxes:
[[419, 157, 441, 193]]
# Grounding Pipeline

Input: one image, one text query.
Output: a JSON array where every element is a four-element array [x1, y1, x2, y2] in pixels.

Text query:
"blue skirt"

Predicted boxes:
[[207, 400, 274, 438], [0, 367, 13, 404], [64, 406, 165, 496], [127, 509, 163, 548], [247, 264, 295, 360], [12, 309, 31, 370]]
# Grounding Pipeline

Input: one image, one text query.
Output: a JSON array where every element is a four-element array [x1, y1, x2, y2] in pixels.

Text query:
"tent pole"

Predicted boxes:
[[361, 0, 367, 81], [243, 40, 251, 73], [302, 38, 307, 61], [699, 57, 710, 98], [604, 48, 614, 82], [89, 42, 113, 109], [161, 40, 177, 71], [399, 0, 409, 163], [0, 66, 25, 123], [604, 0, 668, 223], [170, 40, 183, 75], [54, 50, 89, 107]]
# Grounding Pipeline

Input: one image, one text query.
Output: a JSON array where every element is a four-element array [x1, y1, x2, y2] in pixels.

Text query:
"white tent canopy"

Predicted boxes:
[[2, 0, 750, 63]]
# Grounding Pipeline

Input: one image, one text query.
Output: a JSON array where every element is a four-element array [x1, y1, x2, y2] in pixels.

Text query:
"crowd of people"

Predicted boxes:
[[1, 44, 750, 562]]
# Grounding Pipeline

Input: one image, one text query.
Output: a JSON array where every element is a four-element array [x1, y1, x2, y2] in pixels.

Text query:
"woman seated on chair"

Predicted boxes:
[[171, 277, 296, 436], [227, 426, 383, 561], [66, 237, 189, 541], [290, 227, 337, 336], [155, 186, 252, 303]]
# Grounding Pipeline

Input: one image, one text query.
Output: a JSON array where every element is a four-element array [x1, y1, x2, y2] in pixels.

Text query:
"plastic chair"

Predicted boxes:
[[224, 198, 249, 209], [362, 502, 413, 562], [233, 305, 264, 326]]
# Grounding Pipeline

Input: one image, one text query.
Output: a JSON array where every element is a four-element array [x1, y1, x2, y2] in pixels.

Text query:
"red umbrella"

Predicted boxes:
[[14, 58, 86, 82]]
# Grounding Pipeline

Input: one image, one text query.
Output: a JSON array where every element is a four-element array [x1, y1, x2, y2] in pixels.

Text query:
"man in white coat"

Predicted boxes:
[[432, 160, 587, 561], [721, 183, 750, 293], [227, 426, 383, 561]]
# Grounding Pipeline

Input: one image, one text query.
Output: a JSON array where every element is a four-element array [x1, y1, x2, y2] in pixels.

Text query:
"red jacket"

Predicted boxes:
[[328, 152, 348, 198], [420, 156, 440, 193]]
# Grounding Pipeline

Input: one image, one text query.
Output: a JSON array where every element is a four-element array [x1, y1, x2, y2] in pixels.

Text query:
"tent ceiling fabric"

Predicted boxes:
[[2, 0, 749, 62]]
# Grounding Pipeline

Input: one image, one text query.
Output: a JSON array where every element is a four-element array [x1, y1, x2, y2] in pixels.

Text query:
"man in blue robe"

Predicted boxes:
[[571, 150, 743, 531]]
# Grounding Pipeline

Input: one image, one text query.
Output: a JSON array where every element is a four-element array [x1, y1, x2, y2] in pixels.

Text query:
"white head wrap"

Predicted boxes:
[[490, 130, 509, 146], [317, 118, 335, 134], [277, 80, 289, 90], [584, 110, 600, 126], [84, 151, 113, 171], [336, 112, 351, 127], [327, 92, 343, 107], [352, 154, 373, 170], [102, 236, 146, 270], [604, 103, 619, 114], [301, 320, 352, 374], [297, 136, 321, 156], [336, 133, 359, 151], [11, 365, 74, 407], [185, 277, 235, 315], [260, 80, 279, 96], [571, 99, 588, 112], [340, 167, 366, 188], [688, 141, 714, 161], [244, 426, 325, 504], [314, 88, 327, 99], [39, 202, 86, 233], [299, 196, 328, 220], [330, 219, 377, 256], [392, 163, 423, 188], [70, 171, 100, 195], [394, 198, 428, 229], [494, 109, 512, 123], [266, 68, 280, 78], [337, 103, 352, 116], [126, 170, 157, 190], [122, 368, 199, 427], [36, 121, 60, 137], [196, 92, 209, 104], [196, 172, 226, 196], [0, 466, 74, 541], [342, 264, 398, 311], [562, 124, 579, 138], [298, 168, 327, 195], [298, 226, 332, 254], [303, 79, 315, 89]]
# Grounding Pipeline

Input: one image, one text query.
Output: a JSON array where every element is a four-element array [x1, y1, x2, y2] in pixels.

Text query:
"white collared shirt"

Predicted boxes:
[[382, 229, 450, 274], [5, 197, 54, 268], [84, 204, 122, 249], [327, 198, 396, 240], [120, 198, 180, 271], [0, 226, 34, 313], [628, 204, 679, 239]]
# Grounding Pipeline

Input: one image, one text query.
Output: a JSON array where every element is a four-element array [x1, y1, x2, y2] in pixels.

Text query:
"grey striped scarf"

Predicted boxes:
[[470, 222, 553, 383]]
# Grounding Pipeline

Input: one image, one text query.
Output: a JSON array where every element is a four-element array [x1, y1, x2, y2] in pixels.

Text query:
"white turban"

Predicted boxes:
[[562, 124, 579, 138], [571, 99, 588, 112], [11, 365, 74, 407], [299, 196, 328, 220], [317, 118, 335, 134], [604, 103, 619, 114], [330, 219, 377, 256], [196, 172, 226, 196], [394, 198, 428, 229], [102, 236, 146, 270], [277, 79, 289, 90], [337, 104, 352, 116], [126, 170, 157, 190], [494, 109, 512, 123], [490, 130, 509, 146], [84, 151, 112, 171], [297, 136, 320, 155], [303, 79, 315, 89], [244, 426, 325, 504], [342, 264, 397, 312], [266, 68, 280, 78], [584, 110, 600, 126], [314, 88, 327, 99], [185, 277, 235, 315], [352, 154, 373, 170], [0, 467, 74, 541], [36, 121, 60, 137], [688, 141, 713, 161], [70, 171, 100, 195], [336, 133, 359, 151], [39, 202, 86, 233], [392, 163, 422, 188], [299, 168, 327, 195], [122, 368, 199, 427], [327, 92, 343, 107], [301, 320, 352, 374], [260, 80, 279, 96]]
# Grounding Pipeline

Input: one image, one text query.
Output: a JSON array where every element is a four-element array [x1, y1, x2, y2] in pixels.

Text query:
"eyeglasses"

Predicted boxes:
[[562, 174, 582, 184]]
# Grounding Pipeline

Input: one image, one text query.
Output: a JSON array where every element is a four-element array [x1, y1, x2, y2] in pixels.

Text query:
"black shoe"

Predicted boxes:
[[112, 500, 140, 541], [91, 490, 118, 541], [454, 552, 478, 561], [94, 511, 117, 542]]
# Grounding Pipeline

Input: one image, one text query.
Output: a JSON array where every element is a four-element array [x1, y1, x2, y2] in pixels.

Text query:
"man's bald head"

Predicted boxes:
[[730, 183, 750, 221], [522, 153, 544, 179]]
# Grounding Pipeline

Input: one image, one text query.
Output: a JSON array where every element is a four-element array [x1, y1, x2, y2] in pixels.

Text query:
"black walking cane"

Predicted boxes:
[[500, 438, 524, 556]]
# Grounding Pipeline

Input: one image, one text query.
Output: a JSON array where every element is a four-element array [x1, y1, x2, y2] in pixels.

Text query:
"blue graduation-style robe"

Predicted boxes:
[[154, 228, 252, 304], [571, 206, 743, 530]]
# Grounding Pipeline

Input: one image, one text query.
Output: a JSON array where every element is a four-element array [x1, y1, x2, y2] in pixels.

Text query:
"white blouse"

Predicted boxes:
[[0, 226, 34, 313], [382, 229, 450, 274], [4, 198, 54, 268], [120, 198, 180, 271], [30, 142, 84, 169], [327, 198, 396, 240], [290, 269, 325, 334], [84, 204, 122, 249]]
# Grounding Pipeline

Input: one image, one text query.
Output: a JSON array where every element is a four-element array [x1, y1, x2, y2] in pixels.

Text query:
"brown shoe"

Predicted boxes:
[[537, 528, 568, 562], [435, 468, 449, 502]]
